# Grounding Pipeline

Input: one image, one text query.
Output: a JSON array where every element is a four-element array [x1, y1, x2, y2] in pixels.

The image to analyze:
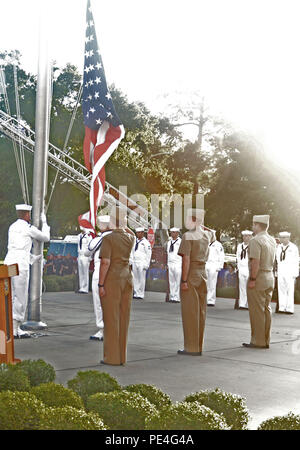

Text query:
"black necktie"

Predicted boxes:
[[240, 245, 248, 260], [169, 239, 178, 252], [135, 240, 140, 251], [280, 245, 289, 261], [79, 233, 86, 250]]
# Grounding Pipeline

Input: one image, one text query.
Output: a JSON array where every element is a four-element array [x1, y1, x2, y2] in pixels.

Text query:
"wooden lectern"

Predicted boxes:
[[0, 264, 21, 364]]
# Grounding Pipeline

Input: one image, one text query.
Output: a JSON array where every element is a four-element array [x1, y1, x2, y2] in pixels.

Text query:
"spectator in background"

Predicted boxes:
[[45, 254, 55, 275], [224, 264, 237, 287]]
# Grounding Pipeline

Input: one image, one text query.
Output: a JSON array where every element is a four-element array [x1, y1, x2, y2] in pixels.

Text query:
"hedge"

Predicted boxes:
[[39, 406, 107, 430], [18, 359, 56, 386], [31, 383, 84, 409], [0, 391, 45, 430], [87, 390, 157, 430], [124, 384, 172, 410], [258, 412, 300, 430], [146, 401, 230, 430], [67, 370, 121, 405], [184, 388, 250, 430], [0, 363, 30, 392]]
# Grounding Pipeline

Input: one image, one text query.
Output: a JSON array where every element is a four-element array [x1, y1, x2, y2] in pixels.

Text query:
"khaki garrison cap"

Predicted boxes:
[[253, 215, 270, 225]]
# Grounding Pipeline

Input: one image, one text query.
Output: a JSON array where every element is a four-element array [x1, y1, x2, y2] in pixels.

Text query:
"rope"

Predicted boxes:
[[45, 82, 83, 211], [0, 65, 27, 203]]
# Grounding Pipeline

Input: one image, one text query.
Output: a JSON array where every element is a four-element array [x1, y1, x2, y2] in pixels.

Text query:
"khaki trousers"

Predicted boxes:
[[100, 273, 133, 365], [247, 286, 273, 347], [180, 277, 207, 353]]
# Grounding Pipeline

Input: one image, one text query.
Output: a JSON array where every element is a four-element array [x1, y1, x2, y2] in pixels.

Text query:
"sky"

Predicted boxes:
[[1, 0, 300, 174]]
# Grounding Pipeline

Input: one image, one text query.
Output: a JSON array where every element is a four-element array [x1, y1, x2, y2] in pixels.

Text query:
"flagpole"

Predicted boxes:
[[22, 4, 52, 331]]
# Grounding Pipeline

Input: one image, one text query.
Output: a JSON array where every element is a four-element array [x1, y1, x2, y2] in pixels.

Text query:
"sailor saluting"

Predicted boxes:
[[4, 204, 50, 338]]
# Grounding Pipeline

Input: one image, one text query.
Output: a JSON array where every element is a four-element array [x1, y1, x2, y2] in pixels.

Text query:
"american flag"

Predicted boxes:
[[78, 0, 125, 232]]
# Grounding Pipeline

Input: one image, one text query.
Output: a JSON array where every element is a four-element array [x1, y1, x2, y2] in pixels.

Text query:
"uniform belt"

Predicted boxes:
[[190, 261, 205, 266], [259, 269, 273, 272]]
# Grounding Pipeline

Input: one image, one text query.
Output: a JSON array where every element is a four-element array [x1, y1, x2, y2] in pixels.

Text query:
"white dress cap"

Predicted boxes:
[[279, 231, 291, 238], [16, 204, 32, 211], [97, 215, 110, 223], [241, 230, 253, 236], [170, 227, 180, 232], [135, 227, 144, 232], [253, 215, 270, 225]]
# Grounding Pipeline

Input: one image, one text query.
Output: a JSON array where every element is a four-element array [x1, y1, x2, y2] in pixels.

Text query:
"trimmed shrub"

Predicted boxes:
[[146, 401, 230, 430], [216, 287, 237, 299], [31, 383, 84, 409], [56, 275, 76, 292], [18, 359, 56, 386], [39, 406, 107, 430], [124, 384, 172, 410], [0, 363, 30, 392], [87, 390, 157, 430], [44, 276, 60, 292], [0, 391, 45, 430], [258, 412, 300, 430], [67, 370, 121, 405], [184, 388, 250, 430]]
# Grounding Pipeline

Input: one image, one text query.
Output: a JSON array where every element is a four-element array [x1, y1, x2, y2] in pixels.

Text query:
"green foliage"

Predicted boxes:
[[124, 384, 172, 410], [44, 276, 60, 292], [18, 359, 56, 386], [39, 406, 107, 430], [258, 412, 300, 430], [0, 391, 45, 430], [67, 370, 121, 405], [44, 275, 76, 292], [184, 388, 250, 430], [145, 278, 168, 293], [216, 287, 238, 299], [31, 383, 84, 409], [146, 401, 230, 430], [0, 363, 30, 392], [86, 390, 157, 430]]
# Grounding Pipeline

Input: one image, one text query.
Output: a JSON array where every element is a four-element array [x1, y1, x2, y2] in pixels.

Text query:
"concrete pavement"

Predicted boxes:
[[15, 291, 300, 429]]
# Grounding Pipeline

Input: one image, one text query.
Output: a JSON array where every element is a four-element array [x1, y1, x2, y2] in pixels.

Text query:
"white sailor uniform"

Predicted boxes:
[[130, 237, 152, 299], [276, 242, 299, 313], [206, 240, 225, 305], [167, 237, 182, 302], [236, 243, 250, 308]]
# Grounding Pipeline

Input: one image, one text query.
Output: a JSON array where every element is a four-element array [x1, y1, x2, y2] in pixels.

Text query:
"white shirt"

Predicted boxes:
[[4, 219, 50, 270], [85, 230, 113, 273], [236, 242, 249, 271], [207, 240, 225, 270], [167, 237, 182, 265], [77, 232, 93, 258], [276, 242, 299, 278], [130, 237, 152, 269]]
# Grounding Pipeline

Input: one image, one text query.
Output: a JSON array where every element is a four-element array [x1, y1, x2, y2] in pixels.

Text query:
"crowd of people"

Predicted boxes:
[[3, 203, 300, 367]]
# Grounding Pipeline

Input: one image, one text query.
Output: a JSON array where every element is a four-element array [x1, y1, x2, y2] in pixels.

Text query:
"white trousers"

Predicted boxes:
[[168, 263, 181, 301], [206, 264, 219, 305], [278, 273, 295, 313], [238, 271, 249, 308], [11, 269, 29, 322], [132, 262, 147, 298], [92, 271, 103, 327], [78, 256, 90, 293]]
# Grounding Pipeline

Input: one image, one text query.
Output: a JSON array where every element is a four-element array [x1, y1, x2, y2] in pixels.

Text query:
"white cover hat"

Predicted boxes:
[[97, 215, 110, 223], [279, 231, 291, 238], [135, 227, 144, 232], [241, 230, 253, 235], [16, 204, 32, 211], [253, 215, 270, 225], [170, 227, 180, 232]]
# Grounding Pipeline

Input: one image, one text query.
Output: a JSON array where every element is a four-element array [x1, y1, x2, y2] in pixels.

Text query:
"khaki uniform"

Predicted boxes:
[[247, 231, 276, 346], [178, 229, 212, 353], [99, 229, 135, 365]]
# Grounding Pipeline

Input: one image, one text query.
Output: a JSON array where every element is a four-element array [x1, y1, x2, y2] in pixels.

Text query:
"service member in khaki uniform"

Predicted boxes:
[[98, 208, 135, 366], [177, 208, 213, 356], [243, 215, 276, 349]]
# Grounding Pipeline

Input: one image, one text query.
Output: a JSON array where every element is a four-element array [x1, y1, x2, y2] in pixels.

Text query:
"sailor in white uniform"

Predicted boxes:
[[130, 227, 152, 299], [4, 204, 50, 338], [276, 231, 299, 314], [206, 230, 225, 306], [236, 230, 253, 309], [84, 215, 112, 340], [167, 227, 182, 303], [77, 227, 92, 293]]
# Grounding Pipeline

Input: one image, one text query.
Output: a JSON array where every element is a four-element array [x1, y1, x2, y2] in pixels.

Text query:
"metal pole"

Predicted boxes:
[[23, 6, 51, 331]]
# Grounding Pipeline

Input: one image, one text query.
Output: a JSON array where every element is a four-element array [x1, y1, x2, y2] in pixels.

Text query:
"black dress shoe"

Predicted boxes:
[[275, 311, 285, 314], [207, 304, 215, 307], [177, 350, 202, 356], [239, 307, 249, 310], [90, 335, 103, 341], [242, 343, 269, 349], [285, 312, 294, 315]]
